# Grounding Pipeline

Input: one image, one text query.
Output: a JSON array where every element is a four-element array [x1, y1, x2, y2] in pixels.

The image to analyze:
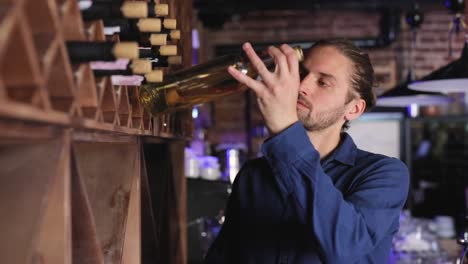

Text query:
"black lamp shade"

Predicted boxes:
[[409, 42, 468, 93], [377, 72, 452, 107]]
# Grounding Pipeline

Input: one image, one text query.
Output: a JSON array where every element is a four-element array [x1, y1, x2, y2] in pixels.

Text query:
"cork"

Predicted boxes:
[[154, 4, 169, 17], [167, 56, 182, 65], [163, 19, 177, 29], [169, 30, 181, 40], [131, 59, 152, 74], [113, 42, 139, 59], [159, 45, 177, 56], [145, 70, 164, 83], [149, 34, 167, 46], [121, 1, 148, 18], [137, 18, 162, 32]]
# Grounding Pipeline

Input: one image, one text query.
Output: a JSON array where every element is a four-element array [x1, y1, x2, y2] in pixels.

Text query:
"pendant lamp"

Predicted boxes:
[[377, 72, 452, 106], [409, 42, 468, 93], [377, 4, 452, 107]]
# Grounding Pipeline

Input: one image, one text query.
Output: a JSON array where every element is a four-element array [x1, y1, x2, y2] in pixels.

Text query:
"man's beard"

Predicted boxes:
[[297, 95, 346, 132]]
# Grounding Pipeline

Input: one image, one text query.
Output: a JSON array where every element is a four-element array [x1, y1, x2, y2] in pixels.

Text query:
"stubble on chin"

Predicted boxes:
[[298, 105, 346, 132]]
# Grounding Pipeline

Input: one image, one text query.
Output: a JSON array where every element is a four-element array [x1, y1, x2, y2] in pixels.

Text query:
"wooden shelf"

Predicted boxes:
[[0, 0, 193, 139], [0, 0, 193, 263]]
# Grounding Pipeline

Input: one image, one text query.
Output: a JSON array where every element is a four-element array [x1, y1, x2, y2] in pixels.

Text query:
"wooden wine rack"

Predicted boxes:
[[0, 0, 192, 263], [0, 0, 193, 138]]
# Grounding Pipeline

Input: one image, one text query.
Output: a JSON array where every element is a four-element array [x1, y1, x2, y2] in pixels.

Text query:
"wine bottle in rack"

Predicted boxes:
[[92, 56, 182, 76], [79, 1, 169, 21], [92, 56, 181, 75], [144, 45, 178, 58], [139, 47, 305, 114], [66, 41, 178, 63], [150, 56, 183, 67], [103, 18, 177, 35], [95, 68, 164, 83], [118, 31, 181, 46]]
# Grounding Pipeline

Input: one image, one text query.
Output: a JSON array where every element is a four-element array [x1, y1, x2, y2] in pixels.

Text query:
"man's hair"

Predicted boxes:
[[308, 39, 376, 130]]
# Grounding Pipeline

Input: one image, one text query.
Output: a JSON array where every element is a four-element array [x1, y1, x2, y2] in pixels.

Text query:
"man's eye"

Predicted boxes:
[[318, 80, 329, 87]]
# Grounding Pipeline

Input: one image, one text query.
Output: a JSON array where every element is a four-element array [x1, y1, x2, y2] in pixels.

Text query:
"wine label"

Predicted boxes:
[[131, 59, 152, 74], [159, 45, 177, 56], [163, 19, 177, 30], [170, 30, 181, 40], [145, 70, 164, 83], [121, 2, 148, 18], [167, 56, 182, 65], [91, 59, 130, 70], [154, 4, 169, 17], [113, 42, 139, 59], [111, 75, 144, 86], [104, 26, 121, 35], [137, 18, 162, 32], [150, 34, 167, 46]]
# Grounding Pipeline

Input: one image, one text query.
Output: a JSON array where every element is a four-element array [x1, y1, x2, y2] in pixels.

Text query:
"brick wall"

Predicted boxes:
[[195, 6, 466, 147]]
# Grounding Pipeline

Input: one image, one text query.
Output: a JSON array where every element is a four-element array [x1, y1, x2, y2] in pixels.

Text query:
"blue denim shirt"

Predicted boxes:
[[205, 122, 409, 264]]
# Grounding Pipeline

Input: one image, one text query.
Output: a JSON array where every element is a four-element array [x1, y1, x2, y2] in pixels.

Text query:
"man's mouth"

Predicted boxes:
[[297, 95, 312, 109], [297, 100, 308, 108]]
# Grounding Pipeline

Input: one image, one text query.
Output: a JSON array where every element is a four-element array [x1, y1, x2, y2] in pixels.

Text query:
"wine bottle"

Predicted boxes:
[[139, 47, 304, 114], [66, 42, 177, 63], [118, 31, 181, 46], [92, 57, 181, 76], [151, 56, 183, 67], [140, 45, 178, 57], [94, 68, 164, 83], [103, 18, 177, 35], [80, 1, 169, 21]]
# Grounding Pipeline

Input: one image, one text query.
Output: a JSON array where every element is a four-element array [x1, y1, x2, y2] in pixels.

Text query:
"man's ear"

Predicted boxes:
[[345, 98, 366, 122]]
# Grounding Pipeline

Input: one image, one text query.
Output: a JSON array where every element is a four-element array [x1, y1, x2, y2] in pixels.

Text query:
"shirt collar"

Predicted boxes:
[[324, 133, 357, 166]]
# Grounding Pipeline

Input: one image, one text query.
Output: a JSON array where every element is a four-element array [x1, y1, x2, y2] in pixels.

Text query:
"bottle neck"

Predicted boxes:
[[238, 46, 304, 74]]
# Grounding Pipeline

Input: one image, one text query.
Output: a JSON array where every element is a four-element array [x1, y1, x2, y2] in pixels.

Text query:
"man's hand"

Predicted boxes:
[[227, 42, 300, 135]]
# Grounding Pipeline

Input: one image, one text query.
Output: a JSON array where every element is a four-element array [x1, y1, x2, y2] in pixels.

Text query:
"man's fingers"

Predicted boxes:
[[267, 46, 289, 77], [242, 43, 274, 83], [280, 44, 299, 75], [227, 66, 265, 97]]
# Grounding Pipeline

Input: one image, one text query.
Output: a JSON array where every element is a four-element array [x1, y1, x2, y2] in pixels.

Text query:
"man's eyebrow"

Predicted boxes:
[[318, 72, 337, 81]]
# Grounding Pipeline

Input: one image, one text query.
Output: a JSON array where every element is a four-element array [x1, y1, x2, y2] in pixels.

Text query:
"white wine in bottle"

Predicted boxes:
[[139, 46, 304, 114]]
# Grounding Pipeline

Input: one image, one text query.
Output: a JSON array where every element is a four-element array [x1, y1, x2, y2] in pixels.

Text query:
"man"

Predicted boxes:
[[205, 39, 409, 263]]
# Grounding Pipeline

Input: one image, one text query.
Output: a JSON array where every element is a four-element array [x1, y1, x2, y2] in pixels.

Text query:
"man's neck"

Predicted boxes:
[[306, 126, 342, 160]]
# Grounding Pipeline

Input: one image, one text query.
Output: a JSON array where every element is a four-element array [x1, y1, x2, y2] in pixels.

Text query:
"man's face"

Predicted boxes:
[[297, 46, 355, 132]]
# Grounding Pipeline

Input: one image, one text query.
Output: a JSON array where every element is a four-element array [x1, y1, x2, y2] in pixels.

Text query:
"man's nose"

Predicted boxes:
[[298, 85, 308, 97]]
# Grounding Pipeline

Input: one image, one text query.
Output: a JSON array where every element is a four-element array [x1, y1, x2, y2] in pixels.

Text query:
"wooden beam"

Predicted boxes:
[[71, 148, 105, 264], [121, 148, 141, 264], [169, 141, 187, 264], [73, 130, 138, 143], [0, 120, 64, 141], [33, 130, 72, 264]]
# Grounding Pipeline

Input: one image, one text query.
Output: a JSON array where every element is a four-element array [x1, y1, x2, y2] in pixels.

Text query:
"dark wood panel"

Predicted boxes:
[[143, 141, 186, 264]]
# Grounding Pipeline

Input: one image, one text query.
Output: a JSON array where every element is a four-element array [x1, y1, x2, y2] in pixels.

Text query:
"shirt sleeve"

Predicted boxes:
[[261, 122, 409, 263]]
